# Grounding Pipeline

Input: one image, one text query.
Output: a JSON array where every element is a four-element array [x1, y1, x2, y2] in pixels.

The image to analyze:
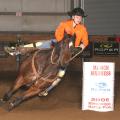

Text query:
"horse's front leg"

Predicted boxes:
[[1, 75, 25, 102]]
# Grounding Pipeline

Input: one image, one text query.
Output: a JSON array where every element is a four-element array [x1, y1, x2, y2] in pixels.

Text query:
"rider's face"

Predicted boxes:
[[72, 15, 82, 24]]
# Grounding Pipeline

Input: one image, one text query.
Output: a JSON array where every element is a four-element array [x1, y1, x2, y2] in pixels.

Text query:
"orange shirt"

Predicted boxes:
[[55, 19, 89, 47]]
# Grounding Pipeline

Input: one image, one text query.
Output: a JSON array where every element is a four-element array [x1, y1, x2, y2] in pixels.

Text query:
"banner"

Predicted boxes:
[[82, 62, 115, 112], [94, 42, 119, 55]]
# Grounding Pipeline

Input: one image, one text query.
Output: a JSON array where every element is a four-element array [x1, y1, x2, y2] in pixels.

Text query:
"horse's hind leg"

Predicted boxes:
[[1, 75, 25, 102], [8, 85, 41, 111], [8, 80, 51, 111]]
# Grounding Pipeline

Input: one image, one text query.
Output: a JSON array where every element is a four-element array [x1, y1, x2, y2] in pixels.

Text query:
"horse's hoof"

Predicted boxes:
[[10, 102, 14, 107], [8, 97, 23, 110], [7, 102, 16, 112], [0, 99, 6, 106], [7, 102, 15, 112], [2, 93, 11, 102]]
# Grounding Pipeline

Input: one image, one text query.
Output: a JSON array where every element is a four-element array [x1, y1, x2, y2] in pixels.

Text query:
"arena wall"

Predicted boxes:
[[0, 34, 119, 72]]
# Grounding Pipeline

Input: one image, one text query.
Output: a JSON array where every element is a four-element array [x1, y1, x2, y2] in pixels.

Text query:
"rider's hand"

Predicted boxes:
[[79, 44, 85, 51]]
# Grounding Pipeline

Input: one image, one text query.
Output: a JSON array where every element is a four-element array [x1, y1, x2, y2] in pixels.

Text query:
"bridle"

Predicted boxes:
[[50, 40, 69, 66], [66, 49, 83, 63], [50, 40, 82, 65], [31, 49, 57, 83], [50, 47, 60, 65]]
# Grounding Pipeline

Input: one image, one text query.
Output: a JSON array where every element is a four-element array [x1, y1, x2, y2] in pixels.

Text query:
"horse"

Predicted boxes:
[[1, 37, 78, 111]]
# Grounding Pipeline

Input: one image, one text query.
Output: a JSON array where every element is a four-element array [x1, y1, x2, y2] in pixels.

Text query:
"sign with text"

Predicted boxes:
[[94, 42, 119, 55], [82, 62, 115, 112]]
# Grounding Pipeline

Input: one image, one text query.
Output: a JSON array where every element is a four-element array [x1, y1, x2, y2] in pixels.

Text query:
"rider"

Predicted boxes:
[[40, 7, 89, 96], [52, 7, 89, 49]]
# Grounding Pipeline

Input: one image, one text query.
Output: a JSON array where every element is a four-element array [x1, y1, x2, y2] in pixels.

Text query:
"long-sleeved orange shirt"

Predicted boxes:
[[55, 19, 89, 48]]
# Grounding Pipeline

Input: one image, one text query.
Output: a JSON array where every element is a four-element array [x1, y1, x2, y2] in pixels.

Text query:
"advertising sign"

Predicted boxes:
[[82, 62, 115, 112], [94, 42, 119, 55]]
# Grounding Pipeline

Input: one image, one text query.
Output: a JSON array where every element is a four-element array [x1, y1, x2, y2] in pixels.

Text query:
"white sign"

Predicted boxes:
[[82, 62, 115, 112]]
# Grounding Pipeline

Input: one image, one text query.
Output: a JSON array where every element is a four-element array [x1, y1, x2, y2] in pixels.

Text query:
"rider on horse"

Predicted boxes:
[[41, 7, 89, 96], [4, 7, 89, 97]]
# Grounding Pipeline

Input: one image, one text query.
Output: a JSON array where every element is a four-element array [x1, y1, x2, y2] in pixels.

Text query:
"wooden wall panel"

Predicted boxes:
[[0, 56, 16, 71], [0, 35, 119, 72]]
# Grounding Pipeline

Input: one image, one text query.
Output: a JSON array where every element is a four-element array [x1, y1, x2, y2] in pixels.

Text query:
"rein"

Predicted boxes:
[[66, 49, 83, 63], [31, 48, 51, 79], [50, 43, 83, 65], [50, 48, 60, 65], [32, 50, 40, 79], [31, 49, 57, 83]]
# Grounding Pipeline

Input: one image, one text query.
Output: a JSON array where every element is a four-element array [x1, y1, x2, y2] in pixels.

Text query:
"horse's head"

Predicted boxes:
[[51, 38, 74, 67], [59, 38, 74, 67]]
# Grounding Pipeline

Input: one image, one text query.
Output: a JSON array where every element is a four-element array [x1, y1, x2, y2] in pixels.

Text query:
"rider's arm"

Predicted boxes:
[[75, 25, 89, 50], [80, 26, 89, 50], [80, 27, 89, 49], [55, 22, 65, 42]]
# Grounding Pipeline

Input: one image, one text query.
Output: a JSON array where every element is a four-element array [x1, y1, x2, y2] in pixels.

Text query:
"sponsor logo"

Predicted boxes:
[[100, 43, 112, 49], [95, 82, 107, 89], [94, 42, 119, 55], [91, 82, 111, 92]]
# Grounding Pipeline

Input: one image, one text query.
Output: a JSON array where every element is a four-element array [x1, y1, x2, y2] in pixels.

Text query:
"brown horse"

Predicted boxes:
[[1, 38, 75, 111]]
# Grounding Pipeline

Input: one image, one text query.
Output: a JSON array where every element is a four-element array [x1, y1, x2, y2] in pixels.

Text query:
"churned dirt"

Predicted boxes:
[[0, 71, 120, 120]]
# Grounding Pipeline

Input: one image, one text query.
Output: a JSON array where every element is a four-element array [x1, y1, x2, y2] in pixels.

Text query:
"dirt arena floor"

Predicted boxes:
[[0, 71, 120, 120]]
